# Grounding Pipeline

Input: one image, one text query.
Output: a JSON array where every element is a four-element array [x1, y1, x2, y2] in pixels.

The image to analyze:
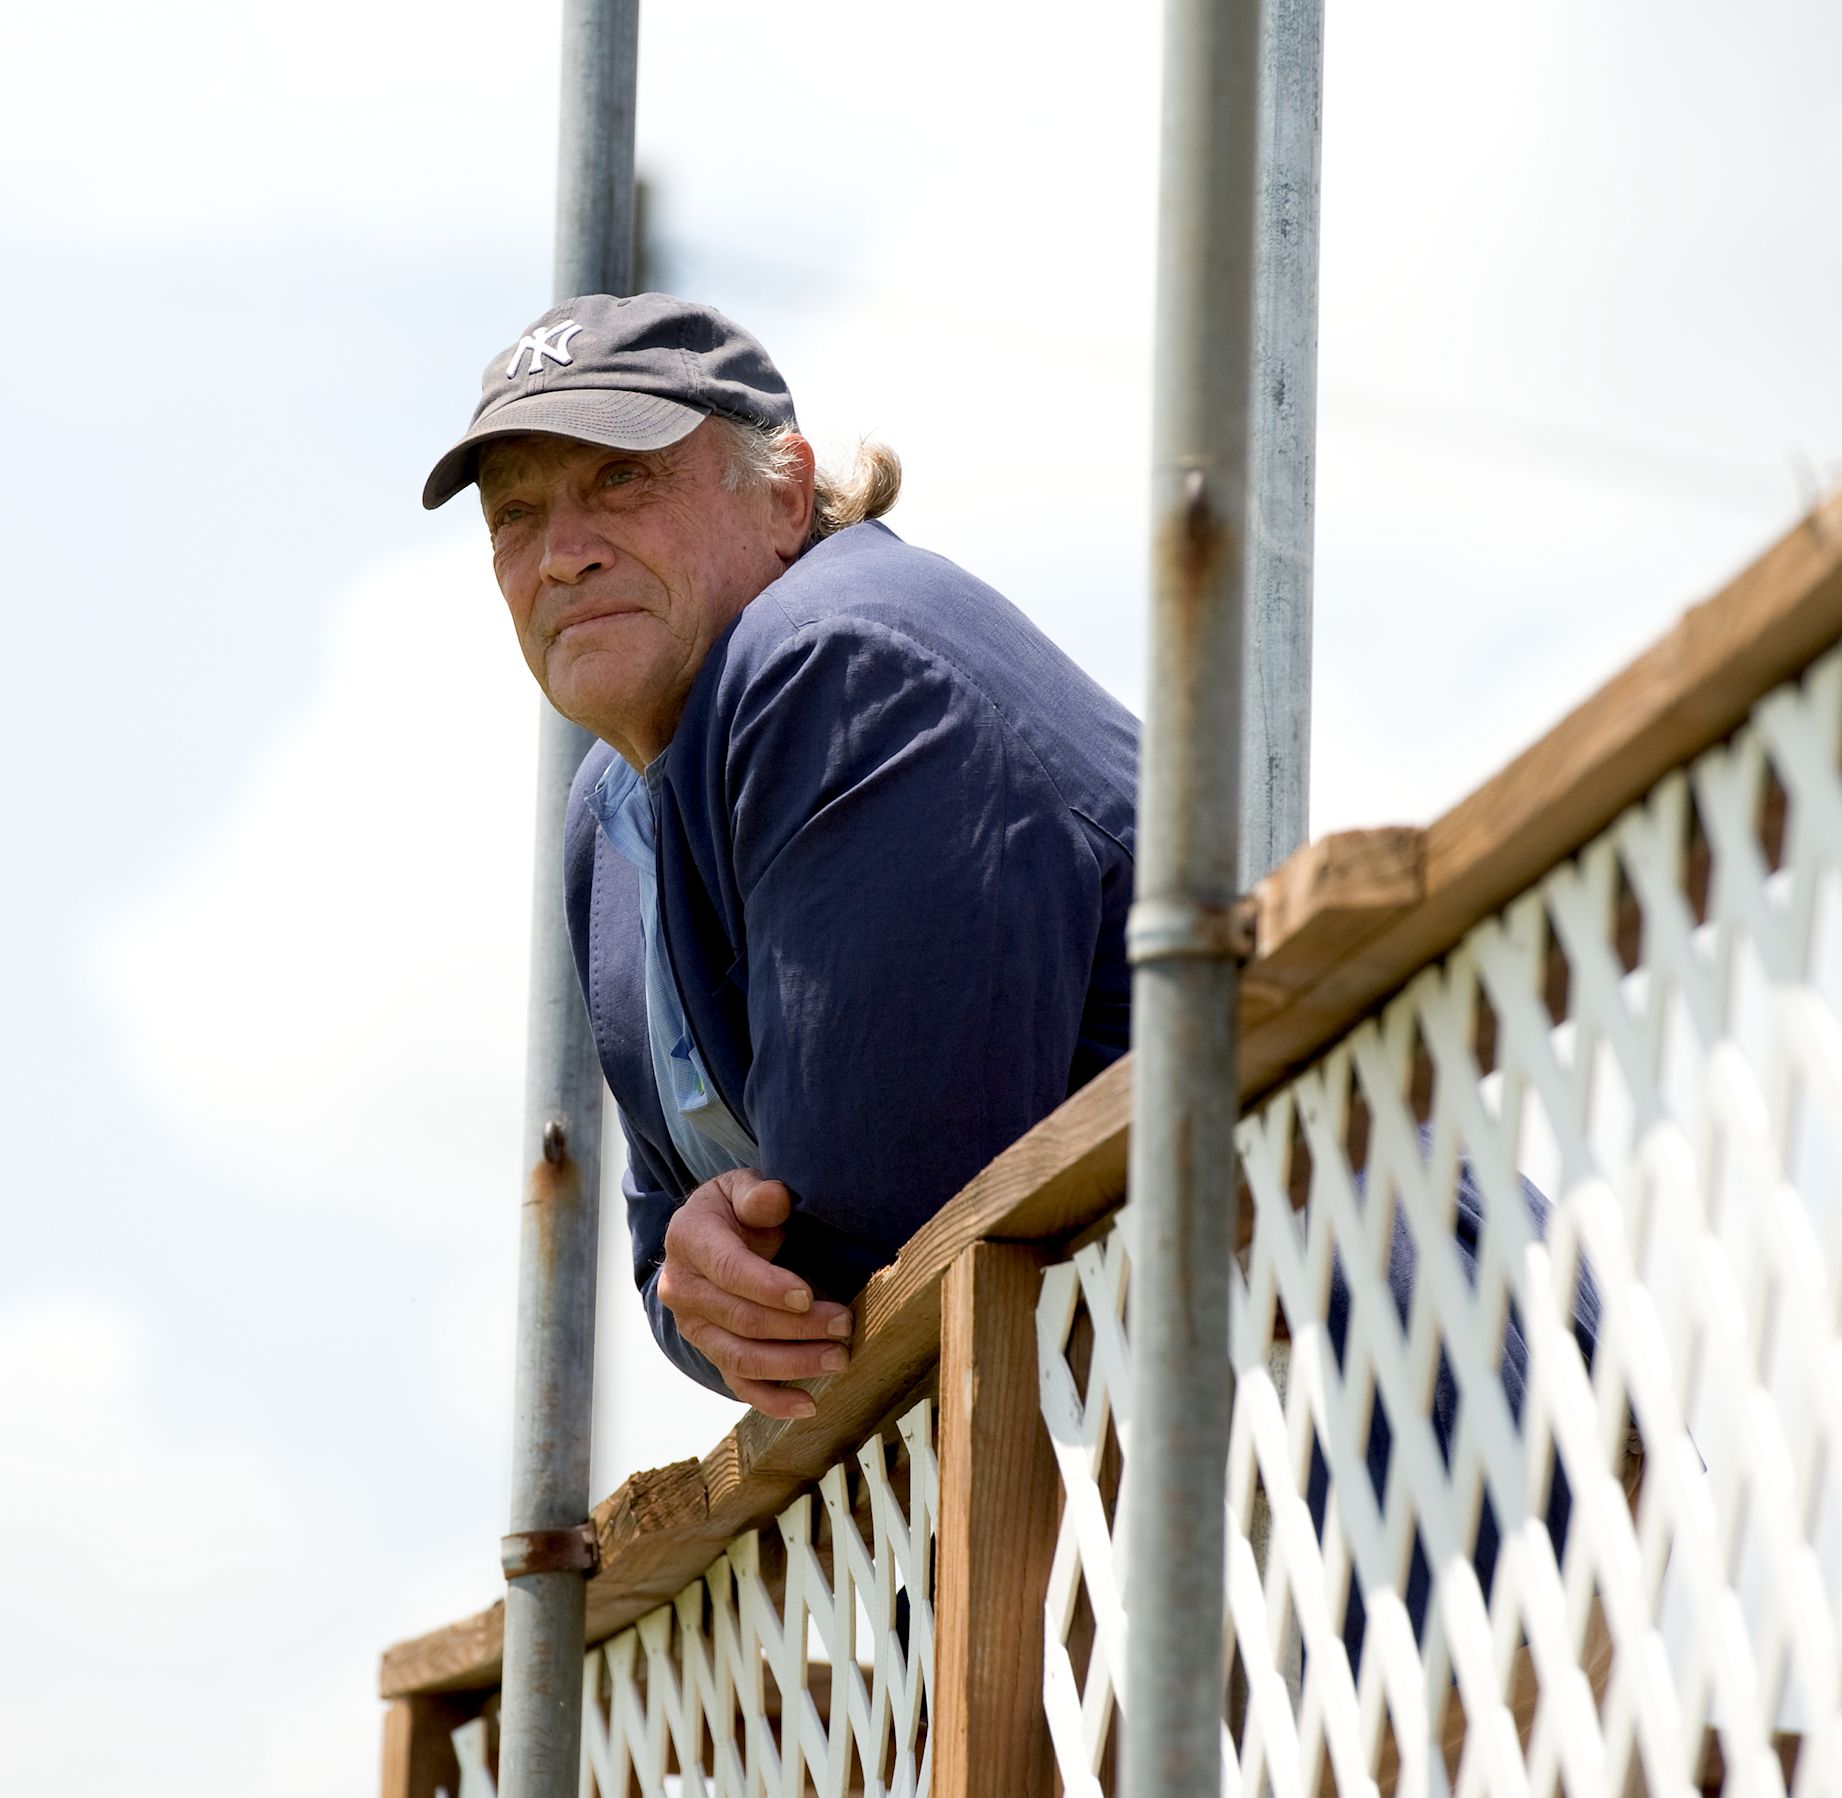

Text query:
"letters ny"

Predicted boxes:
[[506, 321, 584, 379]]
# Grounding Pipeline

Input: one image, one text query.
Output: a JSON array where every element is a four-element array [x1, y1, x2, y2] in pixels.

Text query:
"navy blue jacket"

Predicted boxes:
[[563, 522, 1140, 1390]]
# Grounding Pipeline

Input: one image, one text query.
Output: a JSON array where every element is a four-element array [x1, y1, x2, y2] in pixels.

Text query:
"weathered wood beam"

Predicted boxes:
[[378, 1693, 472, 1798], [1238, 490, 1842, 1099], [933, 1242, 1060, 1796]]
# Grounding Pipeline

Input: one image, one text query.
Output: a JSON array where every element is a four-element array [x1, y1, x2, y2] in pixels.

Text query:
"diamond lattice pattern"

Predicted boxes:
[[1041, 650, 1842, 1795], [453, 1399, 936, 1798]]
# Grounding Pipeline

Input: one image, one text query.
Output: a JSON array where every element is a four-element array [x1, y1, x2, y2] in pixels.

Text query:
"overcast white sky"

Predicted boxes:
[[3, 2, 1839, 1791]]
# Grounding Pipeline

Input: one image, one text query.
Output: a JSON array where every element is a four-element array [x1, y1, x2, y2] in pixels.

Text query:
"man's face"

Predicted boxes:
[[479, 421, 805, 767]]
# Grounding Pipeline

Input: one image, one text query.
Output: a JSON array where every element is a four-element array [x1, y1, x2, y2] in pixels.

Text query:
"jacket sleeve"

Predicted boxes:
[[618, 1125, 734, 1398], [724, 616, 1104, 1259]]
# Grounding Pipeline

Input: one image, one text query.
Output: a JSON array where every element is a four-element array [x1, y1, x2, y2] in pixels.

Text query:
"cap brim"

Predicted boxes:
[[421, 389, 710, 509]]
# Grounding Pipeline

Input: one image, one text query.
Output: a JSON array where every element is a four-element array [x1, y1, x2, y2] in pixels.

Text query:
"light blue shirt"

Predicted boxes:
[[588, 755, 760, 1186]]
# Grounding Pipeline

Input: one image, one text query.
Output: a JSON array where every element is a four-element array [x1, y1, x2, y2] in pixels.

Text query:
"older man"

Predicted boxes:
[[425, 293, 1138, 1417]]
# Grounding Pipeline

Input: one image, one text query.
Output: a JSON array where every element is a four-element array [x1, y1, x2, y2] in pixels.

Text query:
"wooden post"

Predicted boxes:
[[934, 1241, 1060, 1796], [379, 1695, 467, 1798]]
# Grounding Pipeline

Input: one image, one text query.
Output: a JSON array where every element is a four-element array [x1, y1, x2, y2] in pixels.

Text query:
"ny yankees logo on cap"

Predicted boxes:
[[505, 321, 584, 379], [423, 294, 801, 510]]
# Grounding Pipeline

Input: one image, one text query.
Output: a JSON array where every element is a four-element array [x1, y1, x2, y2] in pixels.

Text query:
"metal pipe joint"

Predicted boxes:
[[1126, 895, 1259, 965], [501, 1526, 600, 1580]]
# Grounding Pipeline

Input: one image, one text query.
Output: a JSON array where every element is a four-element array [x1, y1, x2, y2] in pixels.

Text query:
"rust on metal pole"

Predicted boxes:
[[1123, 0, 1267, 1792], [497, 2, 639, 1794]]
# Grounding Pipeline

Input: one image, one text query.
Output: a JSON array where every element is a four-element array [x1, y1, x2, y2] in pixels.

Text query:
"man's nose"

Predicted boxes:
[[538, 503, 609, 586]]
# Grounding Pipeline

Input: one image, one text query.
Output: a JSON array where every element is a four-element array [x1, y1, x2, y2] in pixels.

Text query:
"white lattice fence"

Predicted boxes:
[[1041, 649, 1842, 1795], [449, 1399, 936, 1798]]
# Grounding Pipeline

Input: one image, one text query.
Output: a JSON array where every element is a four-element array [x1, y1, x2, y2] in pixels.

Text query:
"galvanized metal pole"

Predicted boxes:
[[497, 4, 639, 1795], [1123, 0, 1266, 1792], [1243, 0, 1323, 888], [1245, 0, 1323, 1721], [552, 0, 640, 306]]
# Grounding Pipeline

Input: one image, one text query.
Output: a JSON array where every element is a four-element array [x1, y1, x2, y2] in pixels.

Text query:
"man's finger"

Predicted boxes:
[[735, 1223, 788, 1263], [725, 1374, 818, 1421], [667, 1199, 810, 1312], [660, 1266, 851, 1343], [683, 1322, 851, 1385]]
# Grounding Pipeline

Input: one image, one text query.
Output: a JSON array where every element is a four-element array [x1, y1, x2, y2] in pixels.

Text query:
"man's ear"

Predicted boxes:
[[766, 433, 817, 561]]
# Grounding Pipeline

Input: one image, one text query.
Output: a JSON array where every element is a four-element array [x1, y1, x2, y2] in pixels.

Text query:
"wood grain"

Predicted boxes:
[[933, 1243, 1059, 1797], [381, 494, 1842, 1702], [379, 1604, 507, 1703], [1243, 826, 1425, 1027], [378, 1694, 469, 1798]]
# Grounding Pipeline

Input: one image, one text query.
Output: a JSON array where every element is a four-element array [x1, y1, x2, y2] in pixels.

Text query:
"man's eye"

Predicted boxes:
[[601, 463, 640, 488], [492, 505, 531, 531]]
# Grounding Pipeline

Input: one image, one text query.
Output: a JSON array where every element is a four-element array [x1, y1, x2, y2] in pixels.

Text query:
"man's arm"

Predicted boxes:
[[653, 1168, 854, 1417], [574, 615, 1118, 1409], [572, 745, 858, 1415], [612, 1121, 728, 1397], [726, 615, 1107, 1255], [617, 1105, 853, 1414]]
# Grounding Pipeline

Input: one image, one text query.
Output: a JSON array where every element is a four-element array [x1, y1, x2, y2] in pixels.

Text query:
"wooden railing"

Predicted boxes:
[[381, 491, 1842, 1797]]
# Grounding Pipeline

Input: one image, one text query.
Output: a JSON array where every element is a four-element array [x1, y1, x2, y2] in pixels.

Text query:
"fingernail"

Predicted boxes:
[[822, 1347, 849, 1374], [793, 1395, 817, 1419], [783, 1287, 811, 1314], [828, 1314, 853, 1339]]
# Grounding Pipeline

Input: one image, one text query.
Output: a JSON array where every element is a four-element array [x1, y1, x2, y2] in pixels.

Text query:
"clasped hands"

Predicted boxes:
[[656, 1167, 853, 1419]]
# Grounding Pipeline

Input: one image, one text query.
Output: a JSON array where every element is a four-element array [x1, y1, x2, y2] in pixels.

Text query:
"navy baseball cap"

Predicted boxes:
[[422, 292, 799, 509]]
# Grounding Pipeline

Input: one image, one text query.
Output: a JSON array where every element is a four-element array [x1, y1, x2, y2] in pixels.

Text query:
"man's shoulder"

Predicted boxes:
[[724, 520, 989, 671], [690, 519, 1138, 829], [718, 522, 1127, 724]]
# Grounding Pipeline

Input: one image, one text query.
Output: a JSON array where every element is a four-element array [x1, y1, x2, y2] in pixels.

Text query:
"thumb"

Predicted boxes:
[[728, 1170, 793, 1231]]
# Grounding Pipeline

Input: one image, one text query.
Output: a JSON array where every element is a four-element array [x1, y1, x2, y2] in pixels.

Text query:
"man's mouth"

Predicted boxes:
[[553, 603, 646, 639]]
